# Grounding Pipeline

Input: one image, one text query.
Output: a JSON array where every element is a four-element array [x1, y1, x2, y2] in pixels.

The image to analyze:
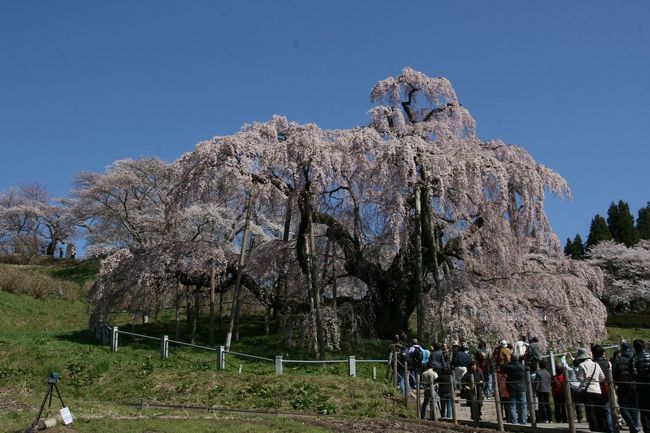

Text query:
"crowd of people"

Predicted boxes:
[[389, 334, 650, 432]]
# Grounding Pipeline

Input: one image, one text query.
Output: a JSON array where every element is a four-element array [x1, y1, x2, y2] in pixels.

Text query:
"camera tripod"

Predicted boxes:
[[25, 373, 67, 433]]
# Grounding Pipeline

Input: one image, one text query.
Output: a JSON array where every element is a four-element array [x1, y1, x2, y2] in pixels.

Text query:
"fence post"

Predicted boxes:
[[403, 361, 409, 408], [348, 356, 356, 377], [494, 373, 504, 432], [217, 345, 225, 370], [550, 351, 556, 376], [606, 368, 620, 433], [416, 372, 421, 419], [525, 368, 537, 431], [429, 374, 437, 421], [470, 372, 478, 425], [392, 351, 398, 388], [275, 356, 283, 375], [372, 366, 377, 381], [111, 326, 119, 352], [563, 376, 576, 433], [450, 374, 458, 425], [160, 335, 168, 359]]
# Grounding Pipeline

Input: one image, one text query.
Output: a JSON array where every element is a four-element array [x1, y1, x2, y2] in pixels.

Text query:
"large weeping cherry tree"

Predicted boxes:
[[89, 68, 606, 350]]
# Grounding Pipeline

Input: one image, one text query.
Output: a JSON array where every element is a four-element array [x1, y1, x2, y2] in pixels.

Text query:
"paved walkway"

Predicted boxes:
[[414, 390, 612, 433]]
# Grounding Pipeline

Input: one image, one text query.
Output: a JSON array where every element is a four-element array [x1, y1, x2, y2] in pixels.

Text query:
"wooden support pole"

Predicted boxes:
[[494, 373, 504, 432], [450, 374, 458, 425], [404, 361, 409, 408], [430, 374, 437, 421], [563, 376, 576, 433], [416, 372, 421, 419], [392, 351, 398, 388], [606, 368, 620, 433], [525, 368, 537, 432]]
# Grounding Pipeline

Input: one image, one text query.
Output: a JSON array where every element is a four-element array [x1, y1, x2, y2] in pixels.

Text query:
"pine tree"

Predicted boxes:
[[637, 202, 650, 240], [572, 234, 585, 258], [608, 200, 639, 246], [564, 238, 574, 257], [586, 214, 612, 249]]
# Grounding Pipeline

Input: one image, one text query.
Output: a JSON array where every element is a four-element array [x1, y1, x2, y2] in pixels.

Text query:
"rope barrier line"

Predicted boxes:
[[168, 340, 216, 351], [225, 351, 273, 362], [118, 330, 161, 341], [282, 359, 347, 364]]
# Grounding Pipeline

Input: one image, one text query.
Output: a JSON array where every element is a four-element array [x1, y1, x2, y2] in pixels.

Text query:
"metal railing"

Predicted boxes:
[[102, 324, 388, 378]]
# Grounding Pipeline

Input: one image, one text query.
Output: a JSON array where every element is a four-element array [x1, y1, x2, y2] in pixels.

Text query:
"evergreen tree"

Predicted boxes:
[[607, 200, 639, 246], [572, 234, 585, 258], [586, 214, 612, 249], [637, 202, 650, 240], [564, 238, 574, 257]]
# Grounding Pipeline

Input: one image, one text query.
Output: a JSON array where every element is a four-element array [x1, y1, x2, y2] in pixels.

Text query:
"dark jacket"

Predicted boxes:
[[613, 346, 636, 401], [534, 368, 552, 394], [594, 356, 611, 377], [430, 349, 448, 372], [528, 342, 543, 362], [452, 347, 471, 367], [613, 347, 634, 382], [436, 371, 453, 395], [503, 360, 526, 393], [461, 369, 485, 401], [632, 349, 650, 382]]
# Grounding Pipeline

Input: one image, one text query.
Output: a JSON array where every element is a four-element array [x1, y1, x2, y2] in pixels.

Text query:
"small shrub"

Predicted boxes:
[[0, 267, 80, 299]]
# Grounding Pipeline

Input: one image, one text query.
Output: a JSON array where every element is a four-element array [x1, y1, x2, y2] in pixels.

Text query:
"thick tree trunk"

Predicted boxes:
[[415, 187, 424, 342], [219, 284, 224, 330], [46, 242, 56, 256], [308, 214, 327, 361], [209, 265, 216, 346], [175, 281, 181, 339], [226, 185, 254, 349], [191, 286, 200, 344]]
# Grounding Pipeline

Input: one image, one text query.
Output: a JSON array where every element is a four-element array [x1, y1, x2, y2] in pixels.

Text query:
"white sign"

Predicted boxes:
[[60, 407, 73, 425]]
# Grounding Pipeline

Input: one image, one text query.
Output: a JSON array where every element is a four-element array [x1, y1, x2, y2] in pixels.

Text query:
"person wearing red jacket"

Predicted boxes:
[[552, 364, 567, 423]]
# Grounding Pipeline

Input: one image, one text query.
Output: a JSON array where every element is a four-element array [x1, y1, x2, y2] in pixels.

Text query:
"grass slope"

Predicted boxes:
[[0, 262, 406, 433], [2, 259, 649, 433]]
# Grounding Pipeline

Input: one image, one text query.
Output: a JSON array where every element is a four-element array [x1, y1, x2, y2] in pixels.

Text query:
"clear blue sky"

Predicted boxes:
[[1, 1, 649, 245]]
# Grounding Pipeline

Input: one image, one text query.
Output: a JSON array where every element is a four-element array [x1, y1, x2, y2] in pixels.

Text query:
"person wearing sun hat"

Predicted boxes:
[[575, 347, 605, 431]]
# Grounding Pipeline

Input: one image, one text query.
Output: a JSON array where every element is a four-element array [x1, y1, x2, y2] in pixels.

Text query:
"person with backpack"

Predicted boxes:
[[407, 339, 424, 391], [452, 343, 471, 390], [614, 342, 639, 433], [430, 343, 448, 373], [631, 339, 650, 433], [592, 344, 614, 433]]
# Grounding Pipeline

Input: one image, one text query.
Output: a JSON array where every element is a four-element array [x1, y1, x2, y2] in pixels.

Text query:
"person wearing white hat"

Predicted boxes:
[[575, 347, 605, 431]]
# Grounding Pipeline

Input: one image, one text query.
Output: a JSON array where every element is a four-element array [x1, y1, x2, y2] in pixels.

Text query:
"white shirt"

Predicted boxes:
[[576, 359, 604, 394]]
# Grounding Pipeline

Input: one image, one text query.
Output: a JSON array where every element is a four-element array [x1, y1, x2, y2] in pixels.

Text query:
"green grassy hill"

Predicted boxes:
[[1, 259, 649, 433], [0, 261, 407, 433]]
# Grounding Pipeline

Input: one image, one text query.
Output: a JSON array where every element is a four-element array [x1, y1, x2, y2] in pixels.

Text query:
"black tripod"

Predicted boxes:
[[25, 372, 66, 433]]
